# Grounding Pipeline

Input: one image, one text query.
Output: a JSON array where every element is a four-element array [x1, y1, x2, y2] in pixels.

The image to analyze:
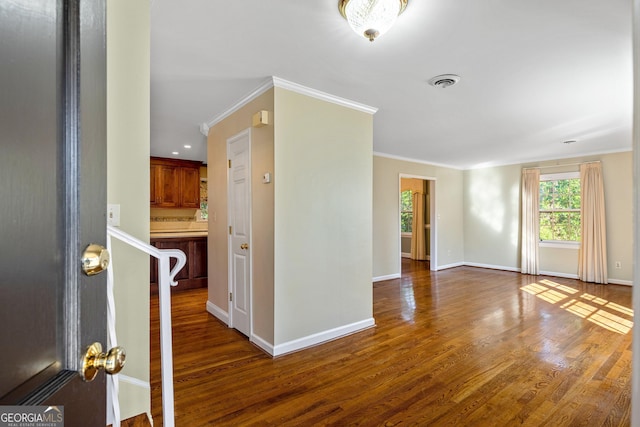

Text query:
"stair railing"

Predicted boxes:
[[106, 225, 187, 427]]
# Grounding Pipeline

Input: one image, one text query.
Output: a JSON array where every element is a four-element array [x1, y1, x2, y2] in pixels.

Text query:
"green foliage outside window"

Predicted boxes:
[[200, 201, 208, 220], [401, 190, 413, 233], [539, 178, 580, 242]]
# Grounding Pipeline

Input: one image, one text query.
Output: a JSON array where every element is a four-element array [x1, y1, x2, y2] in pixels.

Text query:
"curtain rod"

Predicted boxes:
[[522, 160, 600, 170]]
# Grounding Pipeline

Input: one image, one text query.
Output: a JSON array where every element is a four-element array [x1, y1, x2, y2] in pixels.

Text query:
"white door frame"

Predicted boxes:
[[398, 174, 437, 271], [227, 128, 253, 336]]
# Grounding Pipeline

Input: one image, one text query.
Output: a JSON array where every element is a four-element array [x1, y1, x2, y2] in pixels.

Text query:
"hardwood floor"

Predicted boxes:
[[150, 260, 632, 426]]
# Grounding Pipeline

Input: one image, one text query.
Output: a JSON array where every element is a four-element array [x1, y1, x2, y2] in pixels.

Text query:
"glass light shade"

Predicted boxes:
[[343, 0, 402, 41]]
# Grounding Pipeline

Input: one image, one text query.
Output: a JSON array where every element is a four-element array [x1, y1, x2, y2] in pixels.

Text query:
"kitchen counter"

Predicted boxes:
[[150, 232, 208, 293], [150, 231, 208, 238]]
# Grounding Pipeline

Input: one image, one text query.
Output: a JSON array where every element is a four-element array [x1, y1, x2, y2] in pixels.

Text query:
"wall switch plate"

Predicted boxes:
[[107, 204, 121, 227], [262, 172, 271, 184]]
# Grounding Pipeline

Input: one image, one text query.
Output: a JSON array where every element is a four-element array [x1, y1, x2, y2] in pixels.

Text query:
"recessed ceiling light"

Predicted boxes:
[[184, 144, 191, 149], [428, 74, 461, 89], [172, 151, 179, 155], [563, 140, 577, 145]]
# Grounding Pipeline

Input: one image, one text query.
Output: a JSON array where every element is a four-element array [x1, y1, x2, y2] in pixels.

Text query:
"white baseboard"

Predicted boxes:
[[118, 374, 150, 390], [251, 333, 275, 356], [115, 375, 151, 423], [108, 375, 150, 426], [541, 271, 633, 286], [608, 278, 633, 286], [434, 262, 465, 271], [373, 273, 401, 282], [539, 270, 579, 280], [465, 262, 521, 273], [464, 265, 633, 286], [272, 318, 375, 357], [206, 300, 229, 324]]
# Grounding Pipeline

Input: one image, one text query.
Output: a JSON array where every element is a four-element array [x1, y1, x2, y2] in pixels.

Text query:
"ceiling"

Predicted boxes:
[[150, 0, 632, 169]]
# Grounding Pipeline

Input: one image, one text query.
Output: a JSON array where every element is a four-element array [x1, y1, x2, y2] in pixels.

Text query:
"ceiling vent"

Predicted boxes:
[[428, 74, 460, 89]]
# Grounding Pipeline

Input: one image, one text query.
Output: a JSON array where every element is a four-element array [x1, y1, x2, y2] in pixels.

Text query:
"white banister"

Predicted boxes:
[[106, 225, 187, 427]]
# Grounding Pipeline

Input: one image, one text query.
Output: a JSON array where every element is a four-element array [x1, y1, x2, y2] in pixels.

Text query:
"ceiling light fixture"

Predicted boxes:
[[184, 144, 192, 149], [428, 74, 461, 89], [339, 0, 408, 42]]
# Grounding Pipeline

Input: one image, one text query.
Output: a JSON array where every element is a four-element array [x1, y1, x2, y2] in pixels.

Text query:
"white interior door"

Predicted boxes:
[[227, 129, 252, 337]]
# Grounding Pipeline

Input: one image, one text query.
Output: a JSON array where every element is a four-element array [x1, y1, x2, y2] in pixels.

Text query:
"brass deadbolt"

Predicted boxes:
[[82, 244, 110, 276]]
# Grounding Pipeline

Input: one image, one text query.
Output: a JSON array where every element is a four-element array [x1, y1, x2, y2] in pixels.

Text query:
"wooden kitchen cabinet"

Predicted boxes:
[[180, 166, 200, 208], [150, 157, 201, 208], [150, 236, 208, 293]]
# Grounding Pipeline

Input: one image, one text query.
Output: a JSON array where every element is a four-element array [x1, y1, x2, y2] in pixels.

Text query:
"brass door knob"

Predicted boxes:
[[240, 243, 249, 250], [81, 244, 110, 276], [80, 342, 126, 382]]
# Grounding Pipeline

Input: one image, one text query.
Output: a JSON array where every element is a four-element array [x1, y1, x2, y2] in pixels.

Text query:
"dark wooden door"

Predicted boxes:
[[0, 1, 108, 425]]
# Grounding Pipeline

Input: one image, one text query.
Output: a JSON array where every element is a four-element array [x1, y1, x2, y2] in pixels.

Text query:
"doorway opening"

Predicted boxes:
[[399, 175, 436, 274]]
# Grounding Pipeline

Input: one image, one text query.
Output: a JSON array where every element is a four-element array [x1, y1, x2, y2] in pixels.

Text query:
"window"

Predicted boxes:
[[400, 190, 413, 233], [198, 178, 208, 221], [539, 172, 580, 242]]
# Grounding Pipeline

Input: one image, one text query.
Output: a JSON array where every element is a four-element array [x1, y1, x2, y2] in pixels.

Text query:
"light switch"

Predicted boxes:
[[262, 172, 271, 184], [107, 204, 120, 227]]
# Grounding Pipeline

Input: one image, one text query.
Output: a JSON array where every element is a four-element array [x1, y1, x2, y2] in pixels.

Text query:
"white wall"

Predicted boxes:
[[207, 88, 275, 344], [463, 164, 522, 270], [372, 155, 465, 280], [373, 151, 631, 285], [463, 151, 633, 284], [273, 88, 374, 347], [107, 0, 151, 420], [207, 83, 374, 354]]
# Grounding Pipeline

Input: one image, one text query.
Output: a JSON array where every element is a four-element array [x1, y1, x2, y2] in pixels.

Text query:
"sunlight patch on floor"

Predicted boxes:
[[520, 279, 633, 334]]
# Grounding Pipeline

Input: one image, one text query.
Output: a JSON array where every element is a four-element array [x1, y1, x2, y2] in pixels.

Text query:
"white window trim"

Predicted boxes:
[[539, 171, 581, 246], [540, 171, 579, 181], [539, 241, 580, 249]]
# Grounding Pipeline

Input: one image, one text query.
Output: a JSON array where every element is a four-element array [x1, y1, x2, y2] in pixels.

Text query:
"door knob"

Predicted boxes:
[[81, 244, 110, 276], [240, 243, 249, 250], [80, 342, 126, 382]]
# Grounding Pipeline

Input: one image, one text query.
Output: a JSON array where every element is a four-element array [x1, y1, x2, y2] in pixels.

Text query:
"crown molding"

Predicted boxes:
[[373, 151, 463, 170], [475, 147, 633, 170], [203, 76, 378, 132], [272, 76, 378, 115], [374, 147, 633, 171], [204, 77, 274, 130]]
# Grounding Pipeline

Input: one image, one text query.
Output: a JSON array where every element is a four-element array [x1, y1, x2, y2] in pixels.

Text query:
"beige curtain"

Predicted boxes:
[[410, 191, 427, 260], [521, 168, 540, 274], [578, 162, 608, 284]]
